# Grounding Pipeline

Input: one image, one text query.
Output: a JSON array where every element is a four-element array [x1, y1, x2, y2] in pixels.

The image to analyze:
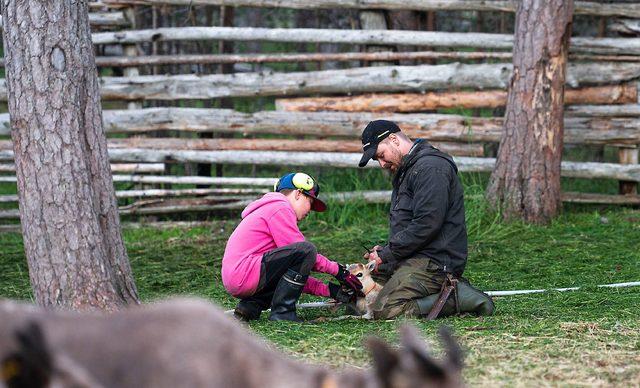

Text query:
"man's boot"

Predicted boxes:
[[416, 279, 495, 318], [269, 269, 307, 322]]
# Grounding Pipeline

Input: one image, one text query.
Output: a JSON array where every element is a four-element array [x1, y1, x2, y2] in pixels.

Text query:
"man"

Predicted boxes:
[[359, 120, 495, 319]]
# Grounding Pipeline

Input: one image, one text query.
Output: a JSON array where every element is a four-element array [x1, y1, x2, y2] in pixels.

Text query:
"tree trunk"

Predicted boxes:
[[486, 0, 574, 224], [1, 0, 139, 310], [359, 10, 392, 67]]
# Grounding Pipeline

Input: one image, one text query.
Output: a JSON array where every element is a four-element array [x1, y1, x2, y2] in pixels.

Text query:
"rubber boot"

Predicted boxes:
[[234, 291, 273, 322], [269, 269, 307, 322], [416, 279, 495, 318]]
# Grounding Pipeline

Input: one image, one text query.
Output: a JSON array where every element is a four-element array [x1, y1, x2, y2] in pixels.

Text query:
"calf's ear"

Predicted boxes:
[[365, 336, 399, 384], [366, 261, 377, 272], [438, 326, 464, 371], [400, 325, 446, 379]]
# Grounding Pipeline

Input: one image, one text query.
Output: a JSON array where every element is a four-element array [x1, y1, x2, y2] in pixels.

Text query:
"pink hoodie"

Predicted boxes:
[[222, 192, 339, 299]]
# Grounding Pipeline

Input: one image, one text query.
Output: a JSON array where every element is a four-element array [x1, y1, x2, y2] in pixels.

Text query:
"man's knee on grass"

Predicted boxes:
[[371, 278, 432, 319]]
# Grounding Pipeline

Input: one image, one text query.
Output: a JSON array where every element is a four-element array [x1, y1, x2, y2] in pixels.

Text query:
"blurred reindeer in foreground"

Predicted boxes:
[[0, 298, 464, 388]]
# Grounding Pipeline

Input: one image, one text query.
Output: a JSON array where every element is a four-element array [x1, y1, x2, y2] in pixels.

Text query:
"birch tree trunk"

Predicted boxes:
[[486, 0, 574, 224], [1, 0, 139, 310]]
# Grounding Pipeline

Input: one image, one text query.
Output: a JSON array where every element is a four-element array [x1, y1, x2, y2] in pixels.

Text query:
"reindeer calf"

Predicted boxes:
[[348, 261, 383, 319], [0, 298, 463, 388]]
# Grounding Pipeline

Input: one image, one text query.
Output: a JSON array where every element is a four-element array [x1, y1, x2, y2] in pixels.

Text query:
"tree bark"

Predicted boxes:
[[1, 0, 139, 309], [486, 0, 574, 224], [0, 12, 129, 29], [359, 10, 392, 67]]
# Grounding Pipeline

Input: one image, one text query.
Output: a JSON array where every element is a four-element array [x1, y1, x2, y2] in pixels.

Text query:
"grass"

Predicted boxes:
[[1, 173, 639, 386]]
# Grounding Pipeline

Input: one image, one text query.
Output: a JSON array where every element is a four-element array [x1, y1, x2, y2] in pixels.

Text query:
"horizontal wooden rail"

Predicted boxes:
[[1, 52, 632, 69], [3, 51, 632, 68], [2, 190, 639, 219], [0, 175, 278, 185], [92, 51, 511, 66], [0, 163, 164, 173], [3, 108, 640, 145], [609, 18, 640, 36], [2, 62, 637, 101], [109, 138, 483, 156], [565, 104, 640, 117], [0, 188, 269, 203], [0, 152, 638, 181], [99, 0, 640, 18], [275, 84, 638, 112], [4, 108, 640, 145], [89, 26, 640, 56], [0, 138, 482, 157]]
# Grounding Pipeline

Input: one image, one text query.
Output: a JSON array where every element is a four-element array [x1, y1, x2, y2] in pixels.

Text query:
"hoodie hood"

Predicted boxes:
[[393, 139, 458, 188], [404, 139, 457, 173], [241, 192, 290, 219]]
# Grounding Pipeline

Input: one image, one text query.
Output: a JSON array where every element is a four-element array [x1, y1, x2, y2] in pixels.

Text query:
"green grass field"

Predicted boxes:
[[1, 171, 639, 386]]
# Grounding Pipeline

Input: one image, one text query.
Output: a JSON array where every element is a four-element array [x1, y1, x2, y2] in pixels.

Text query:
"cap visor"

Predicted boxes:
[[358, 147, 376, 168], [311, 198, 327, 212]]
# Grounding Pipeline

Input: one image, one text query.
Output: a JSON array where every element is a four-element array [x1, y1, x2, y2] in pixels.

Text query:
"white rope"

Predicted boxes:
[[485, 281, 640, 296], [223, 281, 640, 314]]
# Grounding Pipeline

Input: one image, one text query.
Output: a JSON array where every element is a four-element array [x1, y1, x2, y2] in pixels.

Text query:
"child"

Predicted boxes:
[[222, 172, 362, 322]]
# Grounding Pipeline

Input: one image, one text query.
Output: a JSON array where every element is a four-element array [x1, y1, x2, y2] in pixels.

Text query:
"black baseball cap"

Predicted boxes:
[[358, 120, 401, 167]]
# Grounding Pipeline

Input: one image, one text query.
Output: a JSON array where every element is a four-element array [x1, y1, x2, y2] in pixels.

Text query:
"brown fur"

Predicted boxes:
[[0, 298, 463, 388], [348, 262, 383, 319]]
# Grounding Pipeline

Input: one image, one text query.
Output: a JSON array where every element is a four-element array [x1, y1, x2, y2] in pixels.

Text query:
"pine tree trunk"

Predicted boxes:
[[2, 0, 139, 310], [486, 0, 574, 224]]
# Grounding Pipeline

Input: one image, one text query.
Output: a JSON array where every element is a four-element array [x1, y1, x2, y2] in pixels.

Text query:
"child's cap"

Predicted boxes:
[[274, 172, 327, 212]]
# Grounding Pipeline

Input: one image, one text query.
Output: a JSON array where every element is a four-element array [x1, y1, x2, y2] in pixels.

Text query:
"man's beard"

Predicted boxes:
[[387, 148, 404, 175]]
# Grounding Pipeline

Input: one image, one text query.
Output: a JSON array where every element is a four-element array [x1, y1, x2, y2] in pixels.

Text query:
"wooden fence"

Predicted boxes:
[[0, 1, 639, 223]]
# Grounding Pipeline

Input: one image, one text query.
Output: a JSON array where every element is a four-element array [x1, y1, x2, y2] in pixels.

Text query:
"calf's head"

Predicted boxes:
[[347, 261, 378, 294], [366, 325, 464, 388]]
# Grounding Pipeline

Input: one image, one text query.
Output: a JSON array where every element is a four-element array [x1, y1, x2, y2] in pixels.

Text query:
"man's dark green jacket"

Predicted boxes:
[[378, 139, 468, 276]]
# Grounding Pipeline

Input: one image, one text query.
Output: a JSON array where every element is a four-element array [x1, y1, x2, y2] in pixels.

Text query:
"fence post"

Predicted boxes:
[[123, 7, 141, 111], [122, 6, 150, 196], [619, 146, 639, 195]]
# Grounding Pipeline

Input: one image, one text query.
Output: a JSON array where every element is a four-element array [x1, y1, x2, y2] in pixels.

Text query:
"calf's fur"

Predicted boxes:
[[348, 262, 383, 319], [0, 298, 463, 388]]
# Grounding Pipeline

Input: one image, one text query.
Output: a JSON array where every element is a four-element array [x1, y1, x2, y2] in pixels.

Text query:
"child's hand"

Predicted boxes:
[[328, 283, 356, 304], [335, 264, 364, 296]]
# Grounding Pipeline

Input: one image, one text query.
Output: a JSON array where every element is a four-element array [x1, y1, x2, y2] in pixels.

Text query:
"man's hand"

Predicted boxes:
[[328, 283, 356, 304], [363, 245, 383, 260], [363, 245, 383, 272], [335, 264, 364, 296]]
